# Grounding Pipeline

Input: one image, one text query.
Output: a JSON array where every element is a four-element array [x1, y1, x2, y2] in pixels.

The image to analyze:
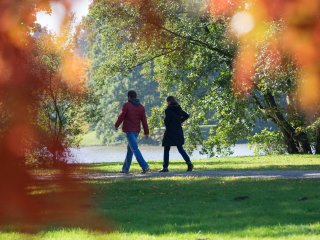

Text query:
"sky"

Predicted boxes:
[[36, 0, 92, 34]]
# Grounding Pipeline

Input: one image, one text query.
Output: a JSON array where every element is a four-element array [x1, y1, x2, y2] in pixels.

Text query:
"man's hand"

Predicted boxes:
[[145, 134, 149, 139], [115, 127, 118, 131]]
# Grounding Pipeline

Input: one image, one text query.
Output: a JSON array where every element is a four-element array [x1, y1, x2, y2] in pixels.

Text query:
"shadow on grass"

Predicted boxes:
[[79, 159, 320, 173], [93, 177, 320, 238]]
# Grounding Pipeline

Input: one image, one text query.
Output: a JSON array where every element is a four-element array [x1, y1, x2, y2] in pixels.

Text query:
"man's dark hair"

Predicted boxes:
[[128, 90, 137, 99]]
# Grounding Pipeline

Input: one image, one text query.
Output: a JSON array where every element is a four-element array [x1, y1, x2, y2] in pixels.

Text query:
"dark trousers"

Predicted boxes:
[[163, 146, 192, 168]]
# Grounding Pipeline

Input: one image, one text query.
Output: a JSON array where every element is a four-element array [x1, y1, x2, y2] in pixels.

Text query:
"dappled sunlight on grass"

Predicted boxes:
[[88, 177, 320, 239], [77, 155, 320, 174], [2, 226, 320, 240], [2, 177, 320, 239]]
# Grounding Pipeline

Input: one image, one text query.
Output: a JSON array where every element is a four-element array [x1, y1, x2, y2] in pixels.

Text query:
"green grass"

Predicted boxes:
[[2, 177, 320, 239], [80, 154, 320, 173], [80, 131, 103, 146]]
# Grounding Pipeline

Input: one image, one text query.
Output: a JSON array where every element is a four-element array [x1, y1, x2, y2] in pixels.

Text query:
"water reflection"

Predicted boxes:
[[70, 144, 253, 163]]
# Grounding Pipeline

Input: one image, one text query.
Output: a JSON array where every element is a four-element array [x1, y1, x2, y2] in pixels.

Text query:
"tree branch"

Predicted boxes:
[[251, 92, 265, 111], [126, 47, 182, 72], [157, 25, 233, 61]]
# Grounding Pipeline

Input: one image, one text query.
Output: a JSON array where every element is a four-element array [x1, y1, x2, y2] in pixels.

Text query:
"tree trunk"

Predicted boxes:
[[282, 130, 299, 154], [263, 92, 312, 154], [296, 132, 313, 154]]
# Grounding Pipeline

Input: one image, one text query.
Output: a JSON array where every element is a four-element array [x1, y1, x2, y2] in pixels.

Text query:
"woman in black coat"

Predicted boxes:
[[160, 96, 193, 172]]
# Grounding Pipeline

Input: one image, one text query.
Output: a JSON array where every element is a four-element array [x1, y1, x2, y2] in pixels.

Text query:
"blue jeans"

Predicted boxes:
[[122, 132, 149, 172], [163, 146, 191, 168]]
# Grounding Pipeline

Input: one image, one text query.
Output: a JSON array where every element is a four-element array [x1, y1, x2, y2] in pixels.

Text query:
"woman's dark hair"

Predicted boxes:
[[128, 90, 137, 99], [167, 96, 181, 115], [166, 96, 177, 104]]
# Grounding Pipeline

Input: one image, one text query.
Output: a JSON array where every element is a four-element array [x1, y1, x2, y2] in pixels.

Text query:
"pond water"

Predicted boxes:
[[70, 144, 254, 163]]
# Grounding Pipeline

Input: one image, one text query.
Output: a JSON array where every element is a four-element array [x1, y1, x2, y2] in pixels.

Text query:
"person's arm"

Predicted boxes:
[[114, 103, 128, 129], [141, 106, 149, 136], [181, 109, 189, 123]]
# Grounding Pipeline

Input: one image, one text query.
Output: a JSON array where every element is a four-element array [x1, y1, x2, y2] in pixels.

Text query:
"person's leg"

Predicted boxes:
[[163, 146, 170, 169], [127, 132, 149, 170], [177, 145, 193, 170], [122, 143, 133, 173]]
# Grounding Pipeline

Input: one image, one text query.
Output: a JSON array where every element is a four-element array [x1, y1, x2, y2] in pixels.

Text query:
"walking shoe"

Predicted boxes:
[[159, 168, 169, 173], [141, 168, 151, 174], [120, 170, 129, 174], [187, 164, 194, 172]]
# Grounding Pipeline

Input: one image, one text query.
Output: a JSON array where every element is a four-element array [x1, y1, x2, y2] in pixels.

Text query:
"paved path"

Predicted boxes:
[[83, 170, 320, 180]]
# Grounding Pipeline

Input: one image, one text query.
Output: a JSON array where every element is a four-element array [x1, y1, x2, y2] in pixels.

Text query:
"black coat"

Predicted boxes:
[[162, 104, 189, 146]]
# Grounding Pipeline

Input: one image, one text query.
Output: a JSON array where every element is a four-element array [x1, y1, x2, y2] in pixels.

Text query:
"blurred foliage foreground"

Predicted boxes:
[[0, 0, 107, 232]]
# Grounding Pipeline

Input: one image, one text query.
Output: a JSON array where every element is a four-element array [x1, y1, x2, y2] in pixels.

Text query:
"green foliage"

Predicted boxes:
[[305, 117, 320, 150], [80, 5, 161, 144], [82, 0, 320, 154], [28, 28, 87, 164], [85, 67, 161, 144], [249, 128, 287, 155], [83, 0, 251, 153]]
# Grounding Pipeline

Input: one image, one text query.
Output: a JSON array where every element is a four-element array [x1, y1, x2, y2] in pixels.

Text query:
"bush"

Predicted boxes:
[[248, 128, 287, 155]]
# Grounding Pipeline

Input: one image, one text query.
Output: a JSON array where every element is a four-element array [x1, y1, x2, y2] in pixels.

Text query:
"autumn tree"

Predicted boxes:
[[30, 26, 88, 164]]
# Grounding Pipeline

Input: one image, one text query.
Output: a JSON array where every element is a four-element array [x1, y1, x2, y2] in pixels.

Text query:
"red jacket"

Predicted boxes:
[[115, 100, 149, 135]]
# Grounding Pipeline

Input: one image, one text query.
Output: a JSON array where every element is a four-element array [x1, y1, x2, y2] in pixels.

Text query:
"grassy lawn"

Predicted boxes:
[[80, 155, 320, 173], [1, 177, 320, 239], [80, 131, 103, 146]]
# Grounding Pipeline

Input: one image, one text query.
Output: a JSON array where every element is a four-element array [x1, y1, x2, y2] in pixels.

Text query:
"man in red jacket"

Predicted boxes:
[[115, 90, 150, 174]]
